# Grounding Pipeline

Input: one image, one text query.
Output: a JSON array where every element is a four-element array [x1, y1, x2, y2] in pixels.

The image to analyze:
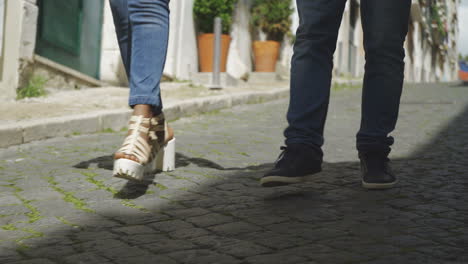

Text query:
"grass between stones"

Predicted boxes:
[[155, 183, 168, 191], [56, 216, 81, 229], [0, 180, 44, 247], [332, 82, 361, 91], [43, 176, 94, 213], [78, 170, 148, 212]]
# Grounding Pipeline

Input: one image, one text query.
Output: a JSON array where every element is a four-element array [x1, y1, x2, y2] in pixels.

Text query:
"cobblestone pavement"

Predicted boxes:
[[1, 83, 468, 264]]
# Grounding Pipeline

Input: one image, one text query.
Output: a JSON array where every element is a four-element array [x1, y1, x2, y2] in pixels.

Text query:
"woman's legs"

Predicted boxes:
[[109, 0, 170, 117], [127, 0, 170, 116], [109, 0, 171, 164]]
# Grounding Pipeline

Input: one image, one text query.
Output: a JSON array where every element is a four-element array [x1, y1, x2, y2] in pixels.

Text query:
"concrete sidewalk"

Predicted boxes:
[[0, 81, 293, 148]]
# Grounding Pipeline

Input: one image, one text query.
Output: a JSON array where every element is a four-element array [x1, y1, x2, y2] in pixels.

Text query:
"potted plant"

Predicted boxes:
[[193, 0, 238, 72], [251, 0, 293, 72]]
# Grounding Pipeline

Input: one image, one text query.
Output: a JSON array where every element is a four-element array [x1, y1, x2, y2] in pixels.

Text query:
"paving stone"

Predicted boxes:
[[208, 221, 262, 236], [190, 235, 272, 258], [110, 211, 172, 225], [21, 245, 77, 259], [141, 238, 197, 254], [361, 252, 438, 264], [239, 231, 309, 250], [86, 244, 153, 260], [62, 252, 111, 264], [169, 228, 211, 239], [164, 207, 211, 218], [167, 249, 241, 264], [112, 225, 155, 235], [0, 249, 24, 262], [386, 235, 437, 248], [0, 195, 22, 206], [415, 245, 468, 262], [148, 219, 194, 233], [245, 253, 308, 264], [119, 233, 168, 246], [9, 259, 57, 264], [186, 213, 235, 228], [79, 238, 129, 252], [217, 241, 272, 258], [71, 231, 118, 242], [113, 254, 178, 264]]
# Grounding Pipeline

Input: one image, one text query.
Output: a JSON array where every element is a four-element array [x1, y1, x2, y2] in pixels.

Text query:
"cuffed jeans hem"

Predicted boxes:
[[285, 137, 323, 149], [356, 136, 393, 156], [285, 138, 324, 157], [129, 96, 163, 115]]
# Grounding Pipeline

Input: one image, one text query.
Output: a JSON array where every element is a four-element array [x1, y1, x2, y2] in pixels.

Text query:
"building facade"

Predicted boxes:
[[0, 0, 461, 100]]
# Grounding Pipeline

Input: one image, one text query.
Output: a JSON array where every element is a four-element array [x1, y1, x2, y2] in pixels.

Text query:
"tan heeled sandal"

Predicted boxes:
[[113, 113, 175, 181]]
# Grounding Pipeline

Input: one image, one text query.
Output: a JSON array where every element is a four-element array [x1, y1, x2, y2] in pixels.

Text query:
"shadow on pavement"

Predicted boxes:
[[73, 153, 274, 200], [74, 153, 273, 172]]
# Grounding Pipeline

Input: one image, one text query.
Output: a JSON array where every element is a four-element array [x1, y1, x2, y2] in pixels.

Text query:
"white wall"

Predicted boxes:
[[226, 0, 252, 79], [100, 0, 127, 85], [100, 0, 199, 84], [165, 0, 198, 81], [0, 0, 23, 100], [458, 1, 468, 56], [0, 0, 4, 55]]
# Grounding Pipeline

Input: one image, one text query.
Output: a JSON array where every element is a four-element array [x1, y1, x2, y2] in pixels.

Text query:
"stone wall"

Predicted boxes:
[[404, 0, 460, 82], [17, 0, 39, 89]]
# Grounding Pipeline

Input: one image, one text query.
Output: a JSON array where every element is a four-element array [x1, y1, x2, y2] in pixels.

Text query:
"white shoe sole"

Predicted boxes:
[[113, 138, 176, 181], [362, 179, 398, 189]]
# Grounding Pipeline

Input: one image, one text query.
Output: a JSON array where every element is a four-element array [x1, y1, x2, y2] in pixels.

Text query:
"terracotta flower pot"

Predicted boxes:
[[253, 40, 281, 72], [197, 33, 231, 72]]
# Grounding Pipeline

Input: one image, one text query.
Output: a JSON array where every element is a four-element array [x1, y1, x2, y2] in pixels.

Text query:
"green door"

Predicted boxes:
[[36, 0, 104, 79]]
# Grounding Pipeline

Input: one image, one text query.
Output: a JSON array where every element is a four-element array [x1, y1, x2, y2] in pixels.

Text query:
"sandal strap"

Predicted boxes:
[[118, 135, 151, 163], [117, 114, 167, 164]]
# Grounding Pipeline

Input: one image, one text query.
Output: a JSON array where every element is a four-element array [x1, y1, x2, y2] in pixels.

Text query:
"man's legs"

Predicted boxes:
[[358, 0, 411, 189], [261, 0, 347, 187], [284, 0, 347, 149], [357, 0, 411, 152]]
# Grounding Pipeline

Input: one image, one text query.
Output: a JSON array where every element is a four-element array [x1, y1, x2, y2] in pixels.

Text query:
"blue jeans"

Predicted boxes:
[[284, 0, 411, 154], [109, 0, 170, 115]]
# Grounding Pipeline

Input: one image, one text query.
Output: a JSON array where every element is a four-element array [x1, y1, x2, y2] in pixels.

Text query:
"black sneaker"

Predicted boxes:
[[260, 144, 322, 187], [359, 152, 397, 189]]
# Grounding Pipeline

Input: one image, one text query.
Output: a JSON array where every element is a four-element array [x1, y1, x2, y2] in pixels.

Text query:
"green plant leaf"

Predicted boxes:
[[193, 0, 238, 34], [17, 75, 48, 100], [251, 0, 294, 41]]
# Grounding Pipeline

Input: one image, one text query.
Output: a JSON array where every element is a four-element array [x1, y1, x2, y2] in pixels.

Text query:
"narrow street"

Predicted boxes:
[[1, 83, 468, 263]]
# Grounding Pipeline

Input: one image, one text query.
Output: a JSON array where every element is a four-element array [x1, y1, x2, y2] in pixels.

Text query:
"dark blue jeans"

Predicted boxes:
[[109, 0, 170, 115], [284, 0, 411, 155]]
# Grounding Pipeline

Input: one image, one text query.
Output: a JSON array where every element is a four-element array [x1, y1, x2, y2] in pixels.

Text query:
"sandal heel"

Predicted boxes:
[[155, 138, 176, 172]]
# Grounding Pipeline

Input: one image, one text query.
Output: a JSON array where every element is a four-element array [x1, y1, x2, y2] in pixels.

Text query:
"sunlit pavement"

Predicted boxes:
[[1, 83, 467, 263]]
